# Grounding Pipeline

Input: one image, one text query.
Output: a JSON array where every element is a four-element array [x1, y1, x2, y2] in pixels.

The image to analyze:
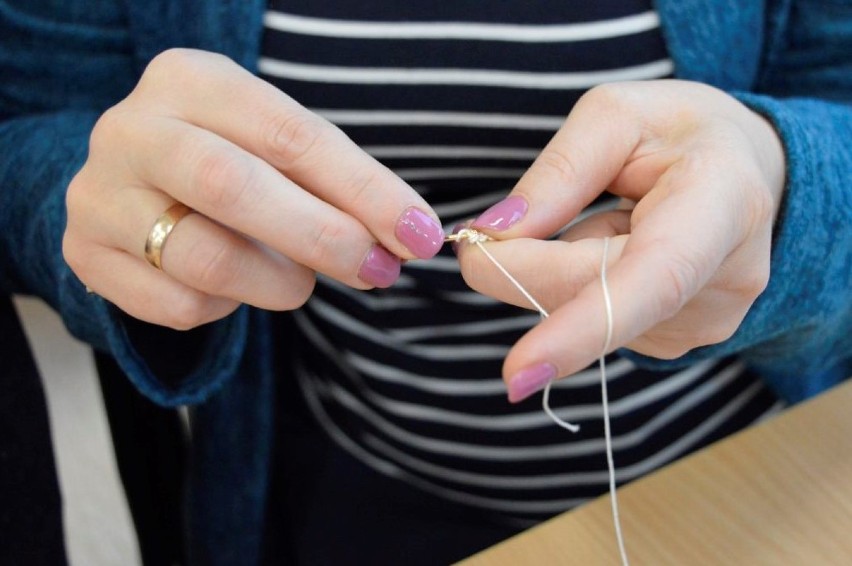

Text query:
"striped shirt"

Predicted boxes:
[[259, 1, 784, 525]]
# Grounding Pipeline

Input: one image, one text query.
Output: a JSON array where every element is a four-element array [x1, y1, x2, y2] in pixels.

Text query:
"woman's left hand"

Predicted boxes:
[[456, 80, 786, 403]]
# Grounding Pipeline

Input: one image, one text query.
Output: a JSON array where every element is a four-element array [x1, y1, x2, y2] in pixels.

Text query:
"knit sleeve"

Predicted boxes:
[[0, 112, 251, 407], [624, 1, 852, 403]]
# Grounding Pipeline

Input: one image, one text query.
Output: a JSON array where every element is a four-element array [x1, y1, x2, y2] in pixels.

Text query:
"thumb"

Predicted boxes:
[[471, 86, 641, 239], [457, 235, 628, 316]]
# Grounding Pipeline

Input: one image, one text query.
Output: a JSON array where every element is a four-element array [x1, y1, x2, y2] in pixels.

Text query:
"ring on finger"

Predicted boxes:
[[144, 202, 194, 270]]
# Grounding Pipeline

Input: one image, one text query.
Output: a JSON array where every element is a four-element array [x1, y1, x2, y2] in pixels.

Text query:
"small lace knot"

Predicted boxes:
[[444, 228, 494, 245]]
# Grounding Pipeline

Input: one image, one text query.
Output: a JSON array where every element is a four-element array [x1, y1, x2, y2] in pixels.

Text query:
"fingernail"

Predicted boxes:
[[472, 196, 528, 232], [395, 207, 444, 259], [358, 244, 401, 288], [507, 362, 557, 403]]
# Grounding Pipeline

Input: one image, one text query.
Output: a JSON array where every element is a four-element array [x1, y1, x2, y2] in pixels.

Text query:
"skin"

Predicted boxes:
[[63, 52, 786, 403], [63, 49, 441, 330], [456, 80, 786, 402]]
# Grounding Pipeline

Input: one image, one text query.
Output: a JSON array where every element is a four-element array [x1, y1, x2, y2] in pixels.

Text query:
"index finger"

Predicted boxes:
[[471, 83, 644, 239], [137, 49, 443, 259]]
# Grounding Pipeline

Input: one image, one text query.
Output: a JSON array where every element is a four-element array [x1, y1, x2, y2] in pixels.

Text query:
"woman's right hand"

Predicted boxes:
[[63, 49, 443, 329]]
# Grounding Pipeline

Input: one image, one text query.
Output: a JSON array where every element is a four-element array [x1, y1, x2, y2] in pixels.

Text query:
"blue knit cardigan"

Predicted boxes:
[[1, 1, 850, 564]]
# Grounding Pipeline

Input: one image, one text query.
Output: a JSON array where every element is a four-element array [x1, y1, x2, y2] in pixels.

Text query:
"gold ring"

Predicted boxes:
[[144, 203, 193, 270]]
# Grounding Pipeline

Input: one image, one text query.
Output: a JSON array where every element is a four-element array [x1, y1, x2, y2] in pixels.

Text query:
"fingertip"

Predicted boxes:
[[471, 195, 528, 233], [395, 206, 443, 259], [505, 362, 557, 404], [357, 244, 401, 288]]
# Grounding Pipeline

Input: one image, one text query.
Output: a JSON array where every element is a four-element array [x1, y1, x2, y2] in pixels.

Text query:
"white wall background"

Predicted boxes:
[[13, 296, 141, 566]]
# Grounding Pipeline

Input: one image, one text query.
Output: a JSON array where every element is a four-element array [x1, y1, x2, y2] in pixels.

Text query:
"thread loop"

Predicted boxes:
[[448, 230, 628, 565]]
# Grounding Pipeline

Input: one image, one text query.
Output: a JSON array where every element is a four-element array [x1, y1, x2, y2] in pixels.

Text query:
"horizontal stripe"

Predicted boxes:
[[403, 255, 461, 272], [263, 25, 671, 75], [316, 275, 433, 311], [394, 167, 527, 181], [261, 4, 778, 521], [432, 189, 508, 218], [757, 400, 787, 422], [314, 109, 566, 130], [347, 352, 510, 396], [353, 358, 722, 431], [363, 379, 767, 491], [258, 57, 675, 89], [433, 290, 502, 306], [301, 300, 511, 360], [388, 313, 541, 342], [394, 274, 418, 288], [364, 145, 539, 161], [265, 10, 661, 43], [266, 81, 591, 116], [347, 353, 635, 395], [310, 361, 745, 461], [296, 310, 528, 409], [299, 372, 592, 514]]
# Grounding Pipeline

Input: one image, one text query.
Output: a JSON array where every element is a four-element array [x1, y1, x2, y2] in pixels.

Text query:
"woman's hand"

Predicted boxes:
[[64, 49, 443, 329], [456, 80, 786, 402]]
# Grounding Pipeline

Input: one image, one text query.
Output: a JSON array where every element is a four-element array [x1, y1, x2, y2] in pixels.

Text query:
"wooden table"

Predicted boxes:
[[460, 380, 852, 565]]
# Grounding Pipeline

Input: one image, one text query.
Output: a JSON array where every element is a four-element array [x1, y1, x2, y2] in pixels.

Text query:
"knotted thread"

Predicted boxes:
[[447, 228, 628, 566]]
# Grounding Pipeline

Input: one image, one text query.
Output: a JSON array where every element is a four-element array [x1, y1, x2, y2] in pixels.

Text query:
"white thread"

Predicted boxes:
[[541, 376, 580, 433], [460, 230, 551, 319], [599, 237, 628, 566], [449, 229, 628, 565]]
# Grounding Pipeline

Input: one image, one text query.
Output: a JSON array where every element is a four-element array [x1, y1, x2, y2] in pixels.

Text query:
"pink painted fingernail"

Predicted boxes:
[[358, 244, 401, 288], [472, 196, 528, 232], [395, 207, 444, 259], [507, 362, 557, 403]]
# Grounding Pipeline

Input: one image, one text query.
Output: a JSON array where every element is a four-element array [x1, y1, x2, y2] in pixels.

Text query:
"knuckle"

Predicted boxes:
[[657, 252, 703, 318], [645, 318, 741, 357], [655, 344, 691, 360], [738, 267, 770, 301], [90, 106, 128, 155], [672, 152, 706, 179], [140, 49, 233, 100], [746, 178, 777, 234], [637, 333, 692, 360], [579, 82, 631, 114], [62, 234, 86, 275], [699, 322, 740, 347], [186, 238, 242, 292], [64, 171, 89, 221], [670, 322, 738, 353], [537, 146, 579, 186], [143, 48, 199, 82], [304, 221, 348, 268], [341, 168, 381, 209], [164, 290, 210, 331], [192, 146, 256, 213], [280, 276, 316, 310], [264, 112, 326, 169]]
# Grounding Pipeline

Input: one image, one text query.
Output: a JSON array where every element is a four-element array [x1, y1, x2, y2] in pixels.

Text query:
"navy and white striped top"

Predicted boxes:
[[259, 1, 783, 525]]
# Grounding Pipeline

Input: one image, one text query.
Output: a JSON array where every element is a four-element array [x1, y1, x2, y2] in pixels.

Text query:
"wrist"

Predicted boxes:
[[751, 111, 787, 218]]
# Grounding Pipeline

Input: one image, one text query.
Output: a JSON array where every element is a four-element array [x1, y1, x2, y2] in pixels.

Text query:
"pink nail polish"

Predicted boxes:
[[358, 244, 400, 288], [507, 362, 557, 403], [395, 207, 444, 259], [472, 196, 528, 232]]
